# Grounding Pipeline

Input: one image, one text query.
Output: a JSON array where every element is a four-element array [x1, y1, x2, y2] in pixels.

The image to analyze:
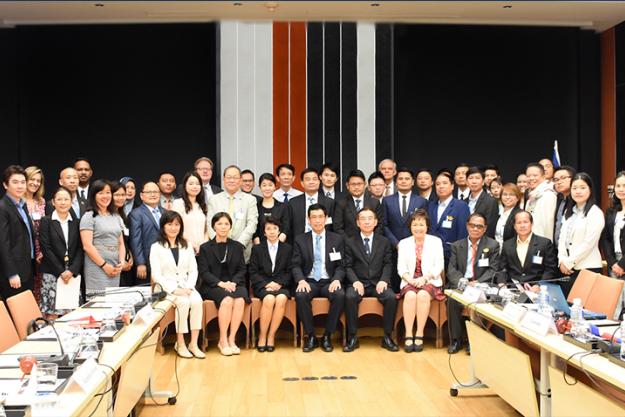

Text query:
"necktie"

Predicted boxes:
[[384, 186, 390, 197], [80, 190, 86, 201], [313, 235, 322, 281], [469, 242, 477, 277], [308, 197, 315, 206], [364, 237, 371, 256], [228, 195, 234, 216], [152, 208, 161, 224], [355, 199, 361, 211], [402, 195, 407, 217], [165, 199, 171, 210], [326, 191, 332, 198], [283, 192, 289, 203]]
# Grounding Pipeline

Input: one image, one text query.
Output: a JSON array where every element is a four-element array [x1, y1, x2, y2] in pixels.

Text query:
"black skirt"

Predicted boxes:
[[202, 285, 251, 307], [253, 284, 291, 300]]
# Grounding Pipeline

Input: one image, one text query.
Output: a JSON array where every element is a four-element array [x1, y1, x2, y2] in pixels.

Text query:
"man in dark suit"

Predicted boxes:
[[383, 167, 428, 291], [292, 204, 345, 353], [129, 182, 165, 283], [552, 166, 575, 251], [320, 163, 345, 200], [452, 163, 471, 202], [416, 168, 437, 202], [0, 165, 36, 299], [334, 169, 384, 238], [500, 210, 558, 290], [367, 171, 387, 203], [179, 157, 222, 204], [74, 157, 93, 206], [45, 167, 85, 219], [344, 207, 398, 352], [466, 166, 498, 238], [446, 212, 501, 354], [288, 167, 335, 240]]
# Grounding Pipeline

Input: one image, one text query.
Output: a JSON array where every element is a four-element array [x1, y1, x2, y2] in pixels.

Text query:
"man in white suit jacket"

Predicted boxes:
[[207, 165, 258, 261]]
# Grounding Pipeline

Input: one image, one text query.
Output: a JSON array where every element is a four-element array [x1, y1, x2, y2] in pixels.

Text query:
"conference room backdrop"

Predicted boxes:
[[0, 21, 617, 195]]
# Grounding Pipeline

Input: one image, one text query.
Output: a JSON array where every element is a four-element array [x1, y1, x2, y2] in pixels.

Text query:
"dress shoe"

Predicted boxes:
[[404, 337, 415, 353], [381, 335, 399, 352], [302, 335, 318, 352], [257, 345, 267, 352], [174, 343, 193, 359], [447, 340, 463, 354], [230, 344, 241, 355], [217, 343, 232, 356], [465, 343, 471, 355], [320, 334, 334, 352], [266, 345, 275, 352], [413, 336, 424, 352], [188, 344, 206, 359], [343, 337, 360, 352]]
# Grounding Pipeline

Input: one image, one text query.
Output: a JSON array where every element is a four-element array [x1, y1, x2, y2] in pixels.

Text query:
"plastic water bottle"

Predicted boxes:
[[538, 285, 553, 317], [569, 298, 584, 339], [620, 321, 625, 360]]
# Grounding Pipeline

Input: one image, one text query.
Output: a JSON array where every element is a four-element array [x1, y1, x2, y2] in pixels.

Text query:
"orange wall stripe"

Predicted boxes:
[[273, 22, 289, 171], [601, 27, 616, 210], [289, 22, 307, 189]]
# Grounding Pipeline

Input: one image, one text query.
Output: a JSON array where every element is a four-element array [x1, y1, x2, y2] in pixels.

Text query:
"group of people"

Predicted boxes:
[[1, 155, 624, 358]]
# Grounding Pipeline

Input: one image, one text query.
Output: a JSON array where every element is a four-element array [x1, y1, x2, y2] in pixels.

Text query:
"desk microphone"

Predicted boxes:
[[25, 317, 70, 366]]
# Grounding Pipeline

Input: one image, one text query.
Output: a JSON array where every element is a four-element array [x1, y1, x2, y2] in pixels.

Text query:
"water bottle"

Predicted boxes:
[[569, 298, 583, 338], [620, 321, 625, 360], [538, 285, 552, 317]]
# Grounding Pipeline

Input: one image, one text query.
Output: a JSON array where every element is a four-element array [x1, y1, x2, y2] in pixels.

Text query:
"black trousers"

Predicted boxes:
[[447, 297, 467, 342], [0, 260, 34, 301], [295, 279, 345, 336], [344, 285, 397, 337]]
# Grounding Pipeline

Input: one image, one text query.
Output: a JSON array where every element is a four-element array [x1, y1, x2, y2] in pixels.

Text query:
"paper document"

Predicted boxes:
[[55, 275, 81, 310]]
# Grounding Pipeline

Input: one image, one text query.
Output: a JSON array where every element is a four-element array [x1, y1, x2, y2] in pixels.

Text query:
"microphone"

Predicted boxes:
[[25, 317, 70, 366]]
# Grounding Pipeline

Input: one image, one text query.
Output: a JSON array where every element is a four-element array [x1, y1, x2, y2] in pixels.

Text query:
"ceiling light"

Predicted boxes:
[[265, 1, 278, 12], [233, 2, 242, 5], [371, 3, 380, 6], [94, 3, 104, 6], [503, 5, 512, 8]]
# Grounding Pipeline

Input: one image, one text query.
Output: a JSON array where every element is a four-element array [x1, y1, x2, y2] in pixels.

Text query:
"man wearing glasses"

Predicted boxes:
[[194, 157, 222, 203], [446, 213, 500, 354], [552, 166, 576, 252]]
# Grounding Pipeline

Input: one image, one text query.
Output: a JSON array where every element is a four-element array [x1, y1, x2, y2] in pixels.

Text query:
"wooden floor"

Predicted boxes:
[[139, 337, 521, 417]]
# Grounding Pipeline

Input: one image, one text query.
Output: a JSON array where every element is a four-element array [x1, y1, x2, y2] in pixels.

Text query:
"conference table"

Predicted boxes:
[[0, 294, 172, 416], [446, 289, 625, 417]]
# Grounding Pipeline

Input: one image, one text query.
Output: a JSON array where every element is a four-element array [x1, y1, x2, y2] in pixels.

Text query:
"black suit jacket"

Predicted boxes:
[[249, 241, 293, 290], [39, 215, 84, 277], [501, 206, 522, 243], [291, 231, 345, 283], [197, 239, 247, 295], [446, 236, 501, 288], [500, 234, 558, 284], [44, 199, 83, 220], [0, 195, 36, 283], [287, 192, 336, 240], [601, 207, 625, 270], [344, 234, 393, 286], [254, 199, 291, 241], [333, 195, 384, 238], [473, 192, 499, 238]]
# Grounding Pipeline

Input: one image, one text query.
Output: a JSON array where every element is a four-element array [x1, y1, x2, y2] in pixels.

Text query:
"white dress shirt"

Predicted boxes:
[[468, 190, 482, 214], [52, 210, 72, 253], [273, 187, 303, 203], [267, 240, 279, 272], [436, 196, 453, 223]]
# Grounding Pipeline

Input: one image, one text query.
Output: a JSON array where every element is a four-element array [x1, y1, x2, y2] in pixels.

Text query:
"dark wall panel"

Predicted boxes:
[[1, 23, 217, 193], [616, 22, 625, 173], [307, 22, 324, 168], [0, 29, 19, 171], [393, 24, 599, 182], [375, 23, 393, 164], [324, 23, 341, 173], [340, 23, 358, 185]]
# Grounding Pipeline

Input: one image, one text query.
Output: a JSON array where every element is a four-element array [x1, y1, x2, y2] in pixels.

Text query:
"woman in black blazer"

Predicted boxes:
[[495, 183, 522, 251], [197, 212, 249, 356], [39, 187, 84, 318], [253, 173, 290, 245], [601, 172, 625, 281], [249, 217, 293, 352]]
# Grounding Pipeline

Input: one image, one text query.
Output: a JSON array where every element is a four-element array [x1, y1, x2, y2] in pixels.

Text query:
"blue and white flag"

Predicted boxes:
[[552, 140, 561, 168]]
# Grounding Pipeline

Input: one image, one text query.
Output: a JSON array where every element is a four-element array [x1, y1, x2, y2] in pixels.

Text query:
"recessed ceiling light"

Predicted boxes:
[[233, 2, 242, 5], [265, 1, 278, 12], [503, 5, 512, 8], [371, 3, 380, 6], [94, 3, 104, 6]]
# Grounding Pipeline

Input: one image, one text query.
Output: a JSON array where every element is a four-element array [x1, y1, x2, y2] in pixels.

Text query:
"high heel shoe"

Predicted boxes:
[[174, 343, 193, 358], [188, 344, 206, 359], [217, 343, 232, 356]]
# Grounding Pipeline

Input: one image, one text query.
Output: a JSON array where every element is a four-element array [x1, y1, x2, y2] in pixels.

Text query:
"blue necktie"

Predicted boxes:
[[364, 237, 371, 256], [313, 235, 322, 281], [355, 199, 361, 211], [283, 192, 289, 203], [152, 208, 161, 223]]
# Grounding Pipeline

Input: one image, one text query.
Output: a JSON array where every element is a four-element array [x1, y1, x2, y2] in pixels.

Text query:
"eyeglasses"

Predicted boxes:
[[141, 190, 160, 195], [501, 193, 517, 198], [224, 175, 240, 180], [468, 223, 485, 230], [553, 176, 571, 182]]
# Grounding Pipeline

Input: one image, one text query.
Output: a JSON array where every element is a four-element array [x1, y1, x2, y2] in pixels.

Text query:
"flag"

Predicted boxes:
[[552, 140, 561, 168]]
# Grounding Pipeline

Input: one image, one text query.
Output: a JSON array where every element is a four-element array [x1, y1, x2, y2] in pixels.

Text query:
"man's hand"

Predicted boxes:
[[376, 281, 388, 294], [329, 280, 342, 293], [296, 280, 311, 293], [353, 281, 364, 296]]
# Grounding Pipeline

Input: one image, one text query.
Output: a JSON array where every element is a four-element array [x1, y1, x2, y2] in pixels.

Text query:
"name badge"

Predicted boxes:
[[325, 217, 333, 225], [31, 212, 42, 221], [477, 257, 489, 267], [442, 220, 452, 229], [123, 227, 129, 237], [532, 251, 543, 265], [329, 249, 341, 261]]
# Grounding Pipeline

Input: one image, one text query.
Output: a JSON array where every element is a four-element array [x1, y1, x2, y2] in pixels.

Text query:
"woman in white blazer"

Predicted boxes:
[[558, 173, 605, 297], [397, 209, 444, 352], [150, 211, 204, 359]]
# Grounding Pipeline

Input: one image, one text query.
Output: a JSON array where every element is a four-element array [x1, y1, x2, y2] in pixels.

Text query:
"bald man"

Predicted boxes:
[[44, 167, 84, 219]]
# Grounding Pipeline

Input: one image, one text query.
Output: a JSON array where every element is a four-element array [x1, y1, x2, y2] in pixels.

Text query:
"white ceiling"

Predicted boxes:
[[0, 1, 624, 32]]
